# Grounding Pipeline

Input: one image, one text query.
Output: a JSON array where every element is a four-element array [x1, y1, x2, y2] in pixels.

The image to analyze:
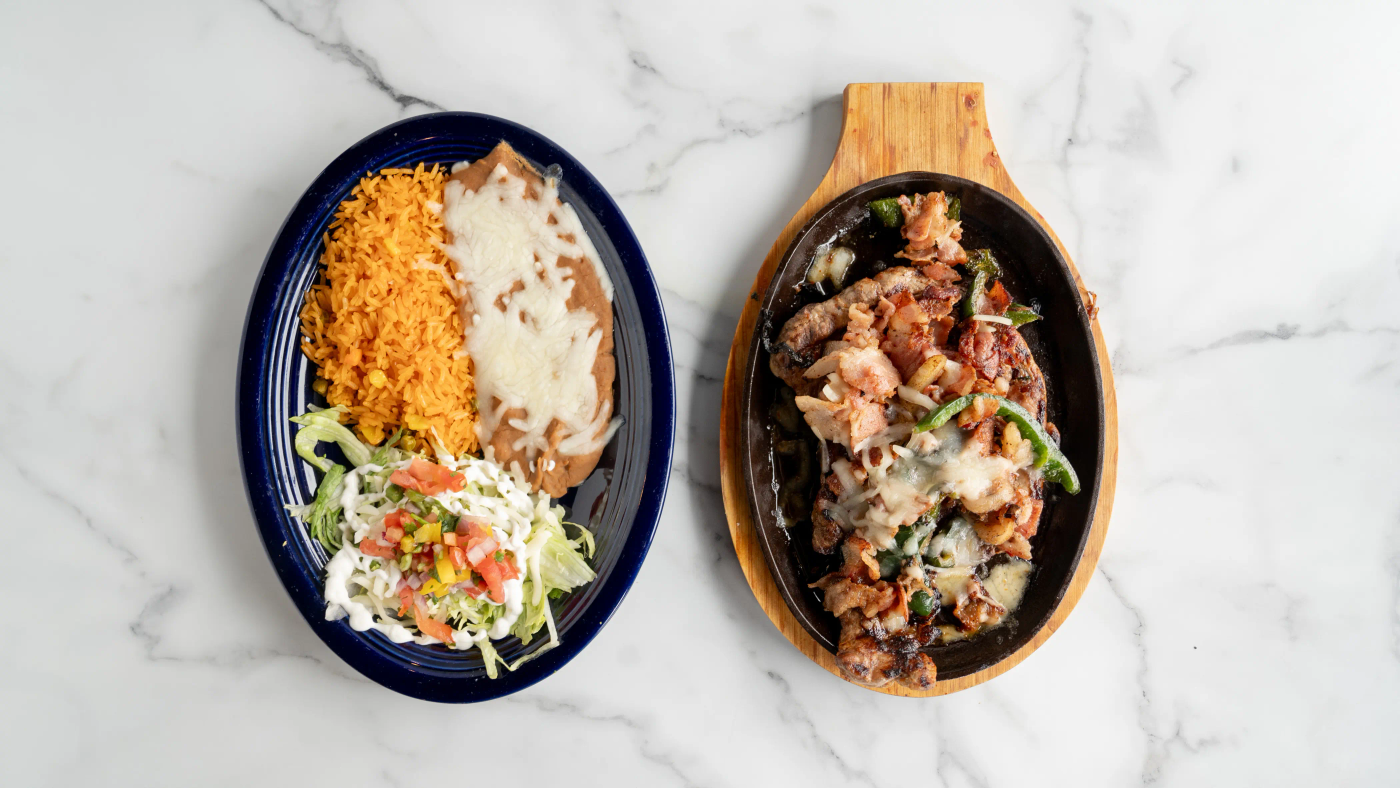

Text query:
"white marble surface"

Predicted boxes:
[[4, 0, 1399, 784]]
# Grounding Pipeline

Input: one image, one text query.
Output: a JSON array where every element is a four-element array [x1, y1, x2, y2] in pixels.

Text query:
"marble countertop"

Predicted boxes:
[[5, 1, 1398, 784]]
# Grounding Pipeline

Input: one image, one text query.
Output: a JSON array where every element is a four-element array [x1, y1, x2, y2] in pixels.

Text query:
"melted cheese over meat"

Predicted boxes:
[[825, 421, 1037, 549], [440, 162, 619, 480]]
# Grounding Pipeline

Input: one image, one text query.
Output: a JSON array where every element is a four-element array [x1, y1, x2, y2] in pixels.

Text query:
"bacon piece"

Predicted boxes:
[[920, 262, 961, 283], [838, 346, 901, 400], [794, 392, 888, 451], [879, 293, 937, 381], [1015, 499, 1044, 539], [959, 322, 1002, 381], [847, 395, 888, 447], [841, 303, 882, 350], [1000, 533, 1033, 560], [894, 192, 967, 265], [983, 280, 1012, 316]]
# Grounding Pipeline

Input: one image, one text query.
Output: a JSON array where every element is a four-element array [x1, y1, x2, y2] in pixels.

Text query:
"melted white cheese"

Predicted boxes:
[[983, 559, 1032, 613], [440, 164, 618, 468], [832, 420, 1038, 548]]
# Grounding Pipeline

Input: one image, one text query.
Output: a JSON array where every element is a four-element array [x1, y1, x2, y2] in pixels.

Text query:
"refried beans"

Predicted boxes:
[[440, 142, 618, 498]]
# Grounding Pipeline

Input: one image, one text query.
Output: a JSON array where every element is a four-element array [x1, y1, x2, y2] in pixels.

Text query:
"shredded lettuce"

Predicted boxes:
[[538, 521, 597, 591], [290, 406, 373, 472], [510, 580, 549, 643], [369, 427, 407, 467], [475, 638, 503, 680], [306, 464, 346, 553], [287, 408, 602, 678]]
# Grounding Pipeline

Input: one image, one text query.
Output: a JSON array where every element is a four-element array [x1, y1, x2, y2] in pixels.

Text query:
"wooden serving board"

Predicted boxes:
[[719, 83, 1119, 696]]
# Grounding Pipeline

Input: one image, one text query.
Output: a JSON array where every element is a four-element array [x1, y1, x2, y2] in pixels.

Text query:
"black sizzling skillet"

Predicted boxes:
[[739, 172, 1105, 680]]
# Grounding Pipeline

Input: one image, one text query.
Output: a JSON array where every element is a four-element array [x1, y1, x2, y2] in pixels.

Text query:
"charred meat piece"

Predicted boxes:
[[953, 575, 1008, 632], [810, 482, 845, 554], [811, 575, 896, 618], [998, 325, 1048, 424], [834, 612, 938, 689], [770, 267, 936, 390]]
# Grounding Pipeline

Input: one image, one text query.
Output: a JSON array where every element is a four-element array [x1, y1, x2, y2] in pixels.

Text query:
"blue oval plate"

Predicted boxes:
[[236, 113, 675, 702]]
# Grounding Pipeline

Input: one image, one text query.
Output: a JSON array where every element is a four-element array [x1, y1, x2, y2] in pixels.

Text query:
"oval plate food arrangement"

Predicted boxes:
[[720, 83, 1118, 696], [237, 113, 675, 703]]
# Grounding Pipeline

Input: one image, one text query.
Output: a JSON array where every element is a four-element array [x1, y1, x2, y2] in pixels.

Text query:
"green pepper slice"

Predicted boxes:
[[946, 196, 961, 222], [966, 248, 1002, 278], [404, 490, 460, 531], [1006, 302, 1041, 327], [909, 590, 936, 617], [961, 249, 1001, 317], [869, 198, 903, 228], [894, 525, 914, 546], [912, 394, 1080, 494], [875, 550, 903, 578]]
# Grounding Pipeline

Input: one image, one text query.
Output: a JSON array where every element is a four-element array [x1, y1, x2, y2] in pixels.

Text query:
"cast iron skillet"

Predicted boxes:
[[740, 173, 1104, 680]]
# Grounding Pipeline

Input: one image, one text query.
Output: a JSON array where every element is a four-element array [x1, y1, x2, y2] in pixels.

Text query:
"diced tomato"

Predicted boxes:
[[456, 516, 490, 537], [474, 558, 505, 603], [358, 537, 397, 559], [411, 598, 454, 644], [389, 458, 466, 496], [389, 471, 422, 493], [398, 585, 415, 617], [382, 510, 410, 544], [498, 558, 519, 582], [456, 579, 485, 599], [461, 523, 492, 548], [448, 545, 468, 571]]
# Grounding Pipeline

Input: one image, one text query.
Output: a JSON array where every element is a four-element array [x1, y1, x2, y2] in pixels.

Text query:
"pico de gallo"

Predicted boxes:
[[288, 407, 598, 678]]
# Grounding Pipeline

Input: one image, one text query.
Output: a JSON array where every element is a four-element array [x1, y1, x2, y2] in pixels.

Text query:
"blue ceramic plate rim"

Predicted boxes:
[[236, 112, 675, 703]]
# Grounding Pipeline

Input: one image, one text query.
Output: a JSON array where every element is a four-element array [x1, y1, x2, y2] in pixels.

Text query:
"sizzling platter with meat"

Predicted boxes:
[[741, 173, 1103, 689]]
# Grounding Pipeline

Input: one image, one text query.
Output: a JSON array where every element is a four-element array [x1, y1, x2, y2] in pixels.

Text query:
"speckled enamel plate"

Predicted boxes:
[[236, 113, 675, 702]]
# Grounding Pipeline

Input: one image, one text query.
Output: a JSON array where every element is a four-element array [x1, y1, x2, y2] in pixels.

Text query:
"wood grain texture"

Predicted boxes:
[[719, 83, 1119, 697]]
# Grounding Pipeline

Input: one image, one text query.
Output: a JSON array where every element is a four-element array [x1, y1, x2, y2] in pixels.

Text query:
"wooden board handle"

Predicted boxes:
[[719, 82, 1119, 697], [832, 83, 1005, 189]]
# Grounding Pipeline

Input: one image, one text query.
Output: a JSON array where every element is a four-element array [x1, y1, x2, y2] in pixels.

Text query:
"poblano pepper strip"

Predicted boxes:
[[869, 197, 903, 228], [1006, 302, 1041, 327], [961, 249, 1002, 317], [909, 590, 936, 617], [912, 393, 1080, 494]]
